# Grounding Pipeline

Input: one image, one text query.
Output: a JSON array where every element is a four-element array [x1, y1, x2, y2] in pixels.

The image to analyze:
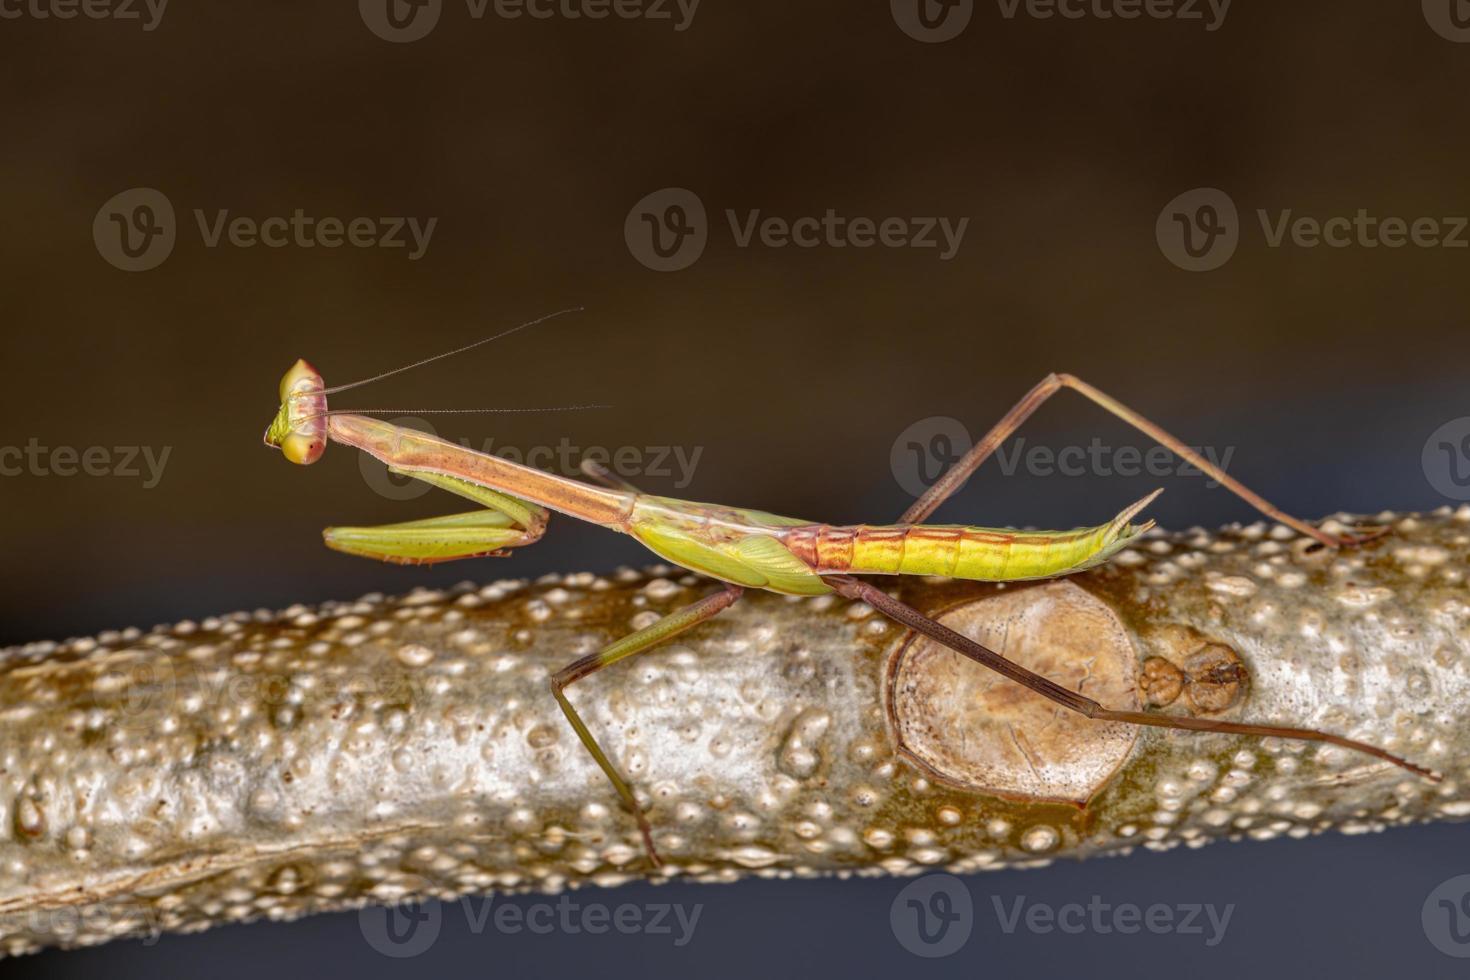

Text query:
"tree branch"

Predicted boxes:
[[3, 507, 1469, 956]]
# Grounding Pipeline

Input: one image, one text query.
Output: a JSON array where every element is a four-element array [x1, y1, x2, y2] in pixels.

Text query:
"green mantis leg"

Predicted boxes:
[[551, 583, 744, 866], [323, 466, 550, 564], [903, 372, 1382, 548]]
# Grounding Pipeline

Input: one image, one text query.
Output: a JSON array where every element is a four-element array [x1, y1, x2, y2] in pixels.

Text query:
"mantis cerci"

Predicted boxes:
[[263, 317, 1438, 866]]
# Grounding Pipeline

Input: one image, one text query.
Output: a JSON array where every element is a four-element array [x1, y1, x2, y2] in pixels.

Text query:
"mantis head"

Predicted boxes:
[[264, 359, 329, 465]]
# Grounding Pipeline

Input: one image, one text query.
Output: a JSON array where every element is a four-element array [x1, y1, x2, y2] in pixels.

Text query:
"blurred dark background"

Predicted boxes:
[[3, 0, 1469, 976]]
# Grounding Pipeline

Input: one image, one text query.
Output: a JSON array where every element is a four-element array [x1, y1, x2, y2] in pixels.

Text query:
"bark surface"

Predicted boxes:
[[3, 508, 1468, 955]]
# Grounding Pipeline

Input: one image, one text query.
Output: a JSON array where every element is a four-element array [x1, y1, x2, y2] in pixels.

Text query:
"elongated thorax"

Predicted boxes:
[[327, 414, 635, 528]]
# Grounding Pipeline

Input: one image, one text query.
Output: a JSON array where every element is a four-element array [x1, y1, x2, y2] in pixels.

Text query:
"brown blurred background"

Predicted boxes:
[[3, 3, 1468, 646], [3, 2, 1470, 975]]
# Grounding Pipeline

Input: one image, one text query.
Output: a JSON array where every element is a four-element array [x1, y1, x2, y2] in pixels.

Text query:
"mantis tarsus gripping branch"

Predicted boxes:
[[262, 317, 1437, 866]]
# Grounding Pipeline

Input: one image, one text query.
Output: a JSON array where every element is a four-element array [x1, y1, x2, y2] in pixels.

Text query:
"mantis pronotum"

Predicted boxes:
[[263, 319, 1438, 865]]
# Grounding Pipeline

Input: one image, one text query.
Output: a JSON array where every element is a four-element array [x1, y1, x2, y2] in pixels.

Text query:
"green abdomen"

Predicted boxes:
[[782, 503, 1153, 583], [870, 525, 1113, 580]]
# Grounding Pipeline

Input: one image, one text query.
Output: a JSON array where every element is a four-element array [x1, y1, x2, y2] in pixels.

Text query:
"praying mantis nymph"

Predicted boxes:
[[262, 316, 1439, 866]]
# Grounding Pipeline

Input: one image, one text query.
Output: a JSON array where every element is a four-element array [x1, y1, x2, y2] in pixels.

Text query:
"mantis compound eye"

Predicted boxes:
[[278, 430, 325, 466]]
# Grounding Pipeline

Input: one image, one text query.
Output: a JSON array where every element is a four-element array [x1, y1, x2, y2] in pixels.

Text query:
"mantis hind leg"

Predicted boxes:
[[324, 465, 549, 564], [902, 372, 1382, 549], [825, 575, 1437, 781], [551, 583, 743, 867], [580, 458, 645, 494]]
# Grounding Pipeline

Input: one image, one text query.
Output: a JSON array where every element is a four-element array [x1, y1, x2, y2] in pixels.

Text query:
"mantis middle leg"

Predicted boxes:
[[551, 583, 744, 866], [902, 372, 1379, 548]]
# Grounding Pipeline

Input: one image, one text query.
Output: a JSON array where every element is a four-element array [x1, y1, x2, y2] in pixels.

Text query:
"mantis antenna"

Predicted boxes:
[[296, 406, 611, 425], [266, 308, 605, 465], [319, 306, 586, 396]]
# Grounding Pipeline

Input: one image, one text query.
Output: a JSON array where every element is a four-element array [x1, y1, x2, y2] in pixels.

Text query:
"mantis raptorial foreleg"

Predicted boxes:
[[550, 583, 744, 866], [323, 466, 549, 564], [824, 575, 1435, 778], [902, 372, 1381, 548]]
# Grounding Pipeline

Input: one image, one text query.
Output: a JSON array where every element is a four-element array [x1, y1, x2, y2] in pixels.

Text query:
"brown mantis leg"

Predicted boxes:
[[824, 575, 1438, 780], [551, 583, 744, 867], [902, 372, 1382, 548], [579, 458, 644, 494]]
